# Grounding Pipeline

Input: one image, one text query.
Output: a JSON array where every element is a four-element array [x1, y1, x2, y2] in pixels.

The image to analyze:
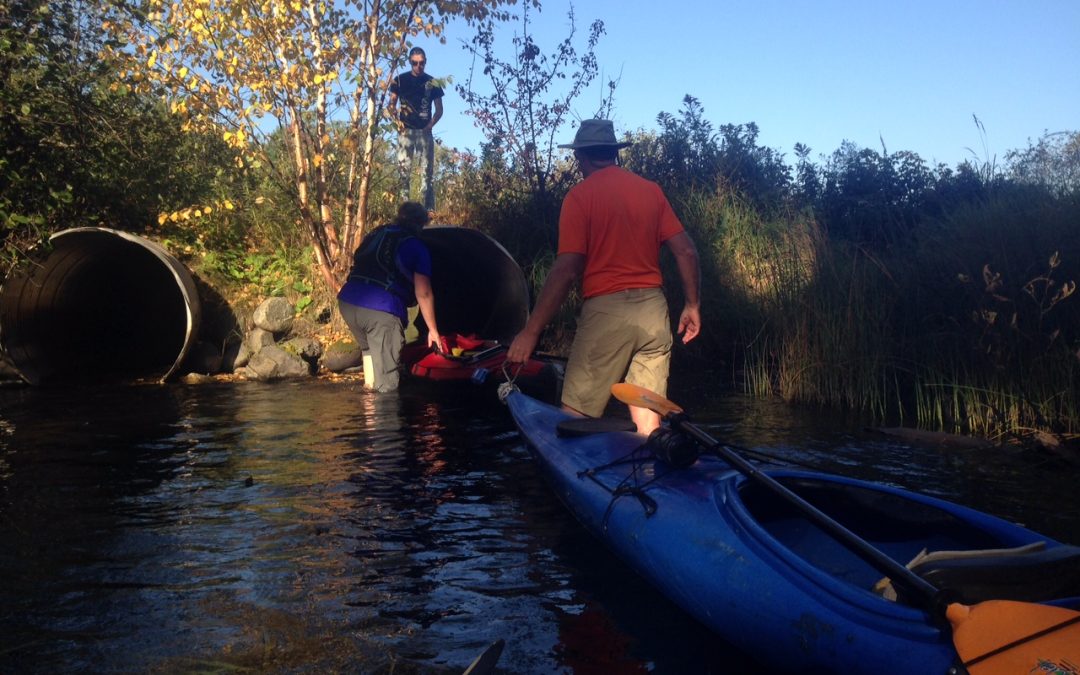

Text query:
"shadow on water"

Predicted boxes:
[[1, 377, 1077, 673]]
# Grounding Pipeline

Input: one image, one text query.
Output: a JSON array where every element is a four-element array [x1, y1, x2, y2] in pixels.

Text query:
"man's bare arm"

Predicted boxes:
[[506, 253, 585, 362], [665, 231, 701, 343]]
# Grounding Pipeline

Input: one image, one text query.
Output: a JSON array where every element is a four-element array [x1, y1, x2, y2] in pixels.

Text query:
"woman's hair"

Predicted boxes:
[[396, 201, 430, 231]]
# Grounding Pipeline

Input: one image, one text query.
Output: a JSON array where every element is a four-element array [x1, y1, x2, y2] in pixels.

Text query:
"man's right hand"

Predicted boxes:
[[506, 330, 539, 365], [677, 305, 701, 344]]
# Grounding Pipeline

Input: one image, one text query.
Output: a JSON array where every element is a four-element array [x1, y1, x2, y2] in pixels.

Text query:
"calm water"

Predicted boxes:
[[1, 377, 1077, 674]]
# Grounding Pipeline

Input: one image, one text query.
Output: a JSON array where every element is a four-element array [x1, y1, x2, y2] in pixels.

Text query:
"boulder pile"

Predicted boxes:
[[183, 297, 360, 382]]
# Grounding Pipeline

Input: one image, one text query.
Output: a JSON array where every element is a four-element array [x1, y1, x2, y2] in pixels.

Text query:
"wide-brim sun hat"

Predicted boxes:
[[558, 119, 632, 150]]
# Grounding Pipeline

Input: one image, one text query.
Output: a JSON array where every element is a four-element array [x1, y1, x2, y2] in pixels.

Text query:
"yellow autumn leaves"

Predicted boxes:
[[222, 129, 246, 148], [157, 198, 262, 226]]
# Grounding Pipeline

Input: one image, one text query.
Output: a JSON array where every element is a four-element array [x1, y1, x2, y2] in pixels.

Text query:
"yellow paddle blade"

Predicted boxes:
[[610, 383, 684, 418], [947, 600, 1080, 674]]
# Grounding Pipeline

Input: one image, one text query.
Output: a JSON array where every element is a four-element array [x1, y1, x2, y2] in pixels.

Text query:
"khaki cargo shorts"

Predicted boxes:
[[561, 287, 672, 417]]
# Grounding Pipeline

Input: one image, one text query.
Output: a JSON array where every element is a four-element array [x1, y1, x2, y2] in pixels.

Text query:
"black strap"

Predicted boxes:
[[577, 446, 667, 525]]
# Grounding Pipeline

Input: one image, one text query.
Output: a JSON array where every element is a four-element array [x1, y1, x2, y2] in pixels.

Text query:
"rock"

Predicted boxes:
[[325, 338, 358, 353], [322, 345, 363, 373], [289, 316, 319, 338], [181, 373, 215, 384], [246, 345, 310, 380], [0, 352, 24, 383], [283, 336, 323, 364], [221, 340, 248, 372], [246, 327, 276, 353], [868, 427, 994, 450], [1031, 430, 1080, 465], [252, 297, 294, 334], [233, 341, 253, 370], [184, 340, 223, 374]]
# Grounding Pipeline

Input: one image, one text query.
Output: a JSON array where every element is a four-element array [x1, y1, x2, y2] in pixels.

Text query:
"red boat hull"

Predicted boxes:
[[402, 334, 563, 401]]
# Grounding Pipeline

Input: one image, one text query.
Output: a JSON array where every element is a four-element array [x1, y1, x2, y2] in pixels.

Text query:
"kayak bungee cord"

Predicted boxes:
[[578, 446, 662, 525]]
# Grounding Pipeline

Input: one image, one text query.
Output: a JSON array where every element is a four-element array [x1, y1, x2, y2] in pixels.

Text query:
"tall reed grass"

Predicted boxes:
[[691, 185, 1080, 438]]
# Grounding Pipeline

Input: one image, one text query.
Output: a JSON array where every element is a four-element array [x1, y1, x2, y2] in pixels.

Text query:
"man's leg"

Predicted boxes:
[[561, 294, 637, 419], [418, 129, 435, 211], [397, 130, 415, 202], [629, 406, 662, 436], [625, 289, 673, 435]]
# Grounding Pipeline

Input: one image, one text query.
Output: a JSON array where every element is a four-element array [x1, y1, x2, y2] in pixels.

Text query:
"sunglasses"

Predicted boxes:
[[410, 59, 426, 66]]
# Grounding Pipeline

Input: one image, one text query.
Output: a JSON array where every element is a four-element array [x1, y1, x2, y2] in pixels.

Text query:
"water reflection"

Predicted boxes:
[[1, 382, 590, 673], [1, 378, 1076, 673]]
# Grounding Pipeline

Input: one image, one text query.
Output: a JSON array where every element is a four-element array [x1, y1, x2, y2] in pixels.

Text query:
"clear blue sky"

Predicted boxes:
[[416, 0, 1079, 168]]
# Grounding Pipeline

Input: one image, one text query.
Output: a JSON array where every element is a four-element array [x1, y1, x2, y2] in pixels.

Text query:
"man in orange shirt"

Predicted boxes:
[[507, 119, 701, 435]]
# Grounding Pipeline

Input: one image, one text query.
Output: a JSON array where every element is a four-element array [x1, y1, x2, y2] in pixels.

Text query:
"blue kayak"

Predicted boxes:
[[504, 390, 1080, 674]]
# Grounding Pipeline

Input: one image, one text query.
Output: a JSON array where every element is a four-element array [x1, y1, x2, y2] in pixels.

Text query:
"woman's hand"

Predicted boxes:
[[427, 330, 443, 353]]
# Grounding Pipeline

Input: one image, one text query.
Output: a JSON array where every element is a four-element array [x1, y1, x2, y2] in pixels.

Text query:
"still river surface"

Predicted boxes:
[[2, 375, 1078, 673]]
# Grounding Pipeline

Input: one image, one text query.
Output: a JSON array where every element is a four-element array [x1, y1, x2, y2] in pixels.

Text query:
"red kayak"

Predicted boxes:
[[402, 333, 563, 394]]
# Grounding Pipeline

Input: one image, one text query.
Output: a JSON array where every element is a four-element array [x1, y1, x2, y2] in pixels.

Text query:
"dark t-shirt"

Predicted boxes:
[[390, 71, 444, 130]]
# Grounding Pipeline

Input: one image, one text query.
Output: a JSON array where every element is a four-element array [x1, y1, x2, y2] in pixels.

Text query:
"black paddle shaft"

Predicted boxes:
[[667, 412, 943, 608]]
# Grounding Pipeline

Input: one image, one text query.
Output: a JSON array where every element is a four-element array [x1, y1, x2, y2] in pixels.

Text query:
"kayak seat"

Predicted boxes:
[[905, 543, 1080, 604]]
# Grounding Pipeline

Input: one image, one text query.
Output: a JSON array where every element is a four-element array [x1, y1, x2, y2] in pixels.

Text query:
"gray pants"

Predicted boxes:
[[338, 300, 405, 392], [397, 128, 435, 210]]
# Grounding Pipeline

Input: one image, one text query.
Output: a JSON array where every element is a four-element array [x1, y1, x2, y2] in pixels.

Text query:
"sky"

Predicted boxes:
[[413, 0, 1079, 168]]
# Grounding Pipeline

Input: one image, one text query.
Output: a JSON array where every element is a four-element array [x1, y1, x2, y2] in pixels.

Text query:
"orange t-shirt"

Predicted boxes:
[[558, 166, 685, 298]]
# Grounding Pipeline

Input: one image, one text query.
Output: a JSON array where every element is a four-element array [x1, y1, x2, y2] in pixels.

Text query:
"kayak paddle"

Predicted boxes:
[[611, 382, 1080, 675], [462, 638, 504, 675]]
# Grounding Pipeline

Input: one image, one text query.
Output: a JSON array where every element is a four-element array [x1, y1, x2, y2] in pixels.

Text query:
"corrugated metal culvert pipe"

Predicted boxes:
[[420, 225, 531, 342], [0, 227, 200, 384]]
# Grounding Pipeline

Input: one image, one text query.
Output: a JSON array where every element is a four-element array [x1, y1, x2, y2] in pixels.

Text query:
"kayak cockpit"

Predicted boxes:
[[732, 473, 1080, 607], [898, 542, 1080, 604]]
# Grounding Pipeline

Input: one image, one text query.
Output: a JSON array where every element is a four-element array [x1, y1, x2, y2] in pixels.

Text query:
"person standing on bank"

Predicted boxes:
[[388, 47, 444, 213], [338, 202, 442, 392], [506, 119, 702, 435]]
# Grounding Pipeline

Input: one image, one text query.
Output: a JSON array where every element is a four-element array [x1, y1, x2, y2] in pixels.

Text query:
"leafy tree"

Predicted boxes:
[[792, 142, 820, 206], [1, 0, 230, 270], [813, 142, 936, 245], [925, 160, 990, 210], [458, 2, 609, 206], [1005, 130, 1080, 197], [623, 96, 791, 209], [625, 96, 720, 195], [104, 0, 515, 291]]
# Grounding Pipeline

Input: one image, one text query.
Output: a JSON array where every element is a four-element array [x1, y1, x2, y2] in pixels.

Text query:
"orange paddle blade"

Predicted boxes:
[[610, 383, 684, 418], [947, 600, 1080, 674]]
